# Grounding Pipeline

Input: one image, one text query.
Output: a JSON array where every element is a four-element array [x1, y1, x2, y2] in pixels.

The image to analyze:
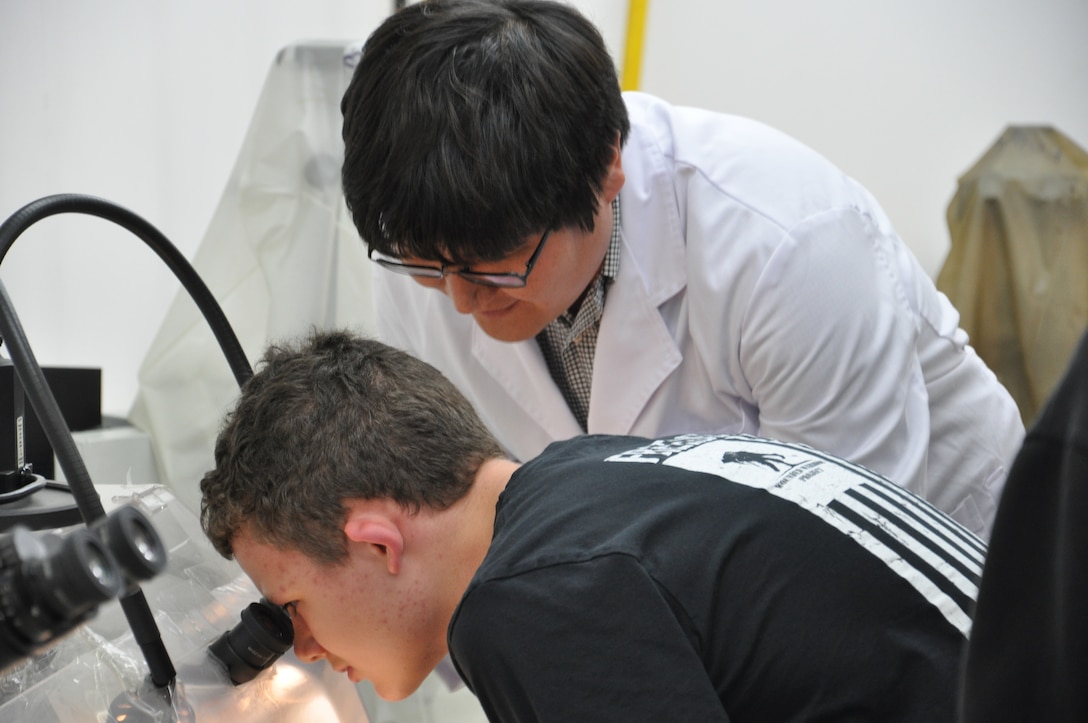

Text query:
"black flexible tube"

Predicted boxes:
[[0, 194, 253, 386], [0, 193, 256, 687], [0, 277, 175, 685], [0, 280, 107, 521]]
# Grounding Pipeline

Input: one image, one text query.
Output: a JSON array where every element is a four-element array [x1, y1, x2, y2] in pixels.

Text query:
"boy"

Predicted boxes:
[[201, 330, 981, 721]]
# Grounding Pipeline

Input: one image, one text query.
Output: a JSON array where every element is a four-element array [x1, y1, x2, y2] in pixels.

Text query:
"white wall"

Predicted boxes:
[[0, 1, 392, 415], [636, 0, 1088, 279], [1, 0, 1086, 416]]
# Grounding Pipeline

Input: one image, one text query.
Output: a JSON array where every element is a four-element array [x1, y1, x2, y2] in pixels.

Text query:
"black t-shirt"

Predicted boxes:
[[449, 434, 982, 722]]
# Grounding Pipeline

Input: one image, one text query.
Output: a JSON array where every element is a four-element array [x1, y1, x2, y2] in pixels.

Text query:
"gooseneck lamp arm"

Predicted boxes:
[[0, 194, 255, 688]]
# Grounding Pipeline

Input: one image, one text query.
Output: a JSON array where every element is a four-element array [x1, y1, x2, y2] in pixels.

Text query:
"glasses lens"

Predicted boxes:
[[457, 272, 527, 288], [373, 257, 444, 278]]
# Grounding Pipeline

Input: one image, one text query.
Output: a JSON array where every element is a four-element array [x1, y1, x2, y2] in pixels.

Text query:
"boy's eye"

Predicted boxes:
[[283, 601, 299, 618]]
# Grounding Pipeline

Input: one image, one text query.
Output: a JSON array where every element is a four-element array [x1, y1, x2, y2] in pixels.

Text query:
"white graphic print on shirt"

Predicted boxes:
[[606, 434, 985, 636]]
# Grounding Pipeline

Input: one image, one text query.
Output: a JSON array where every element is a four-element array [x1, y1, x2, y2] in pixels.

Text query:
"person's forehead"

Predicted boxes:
[[231, 529, 309, 604]]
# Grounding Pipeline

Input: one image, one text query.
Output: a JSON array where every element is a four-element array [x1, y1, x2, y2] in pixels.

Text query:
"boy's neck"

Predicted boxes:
[[421, 457, 519, 616]]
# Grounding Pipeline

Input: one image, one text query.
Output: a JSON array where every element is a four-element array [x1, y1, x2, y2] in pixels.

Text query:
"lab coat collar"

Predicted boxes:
[[587, 133, 688, 432]]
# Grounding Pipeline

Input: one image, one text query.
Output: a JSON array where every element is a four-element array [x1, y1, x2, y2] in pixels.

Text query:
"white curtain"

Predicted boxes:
[[128, 41, 376, 514]]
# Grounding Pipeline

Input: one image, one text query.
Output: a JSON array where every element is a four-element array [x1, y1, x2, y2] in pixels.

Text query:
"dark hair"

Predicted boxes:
[[200, 330, 507, 564], [341, 0, 630, 264]]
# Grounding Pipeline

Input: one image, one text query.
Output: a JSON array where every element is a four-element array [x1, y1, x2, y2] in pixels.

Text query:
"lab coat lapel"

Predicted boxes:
[[588, 113, 688, 436], [587, 237, 684, 435], [468, 279, 681, 446], [470, 324, 584, 445]]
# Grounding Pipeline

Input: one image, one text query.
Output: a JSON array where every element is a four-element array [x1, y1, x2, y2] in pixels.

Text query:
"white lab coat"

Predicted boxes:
[[374, 92, 1024, 538]]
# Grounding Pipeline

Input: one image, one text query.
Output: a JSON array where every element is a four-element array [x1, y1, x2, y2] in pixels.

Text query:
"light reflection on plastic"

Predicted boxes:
[[270, 664, 309, 693]]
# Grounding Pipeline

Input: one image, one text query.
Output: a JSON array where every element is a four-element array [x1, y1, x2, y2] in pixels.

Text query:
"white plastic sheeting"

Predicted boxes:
[[0, 484, 369, 721], [128, 42, 375, 514]]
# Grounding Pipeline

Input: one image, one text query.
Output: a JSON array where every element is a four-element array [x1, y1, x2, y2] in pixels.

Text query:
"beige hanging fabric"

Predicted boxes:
[[938, 126, 1088, 426]]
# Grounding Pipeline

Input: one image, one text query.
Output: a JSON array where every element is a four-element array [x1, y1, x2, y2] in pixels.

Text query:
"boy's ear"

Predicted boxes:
[[343, 508, 404, 575]]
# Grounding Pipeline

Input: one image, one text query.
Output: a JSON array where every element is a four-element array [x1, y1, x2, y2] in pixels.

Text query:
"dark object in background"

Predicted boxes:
[[0, 365, 101, 479], [960, 327, 1088, 722]]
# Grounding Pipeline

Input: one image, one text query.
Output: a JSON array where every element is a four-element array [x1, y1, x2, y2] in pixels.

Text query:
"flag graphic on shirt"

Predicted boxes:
[[605, 434, 985, 636]]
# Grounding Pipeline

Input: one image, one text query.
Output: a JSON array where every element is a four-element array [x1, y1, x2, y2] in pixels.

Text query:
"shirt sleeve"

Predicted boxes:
[[448, 554, 731, 723], [738, 206, 930, 494]]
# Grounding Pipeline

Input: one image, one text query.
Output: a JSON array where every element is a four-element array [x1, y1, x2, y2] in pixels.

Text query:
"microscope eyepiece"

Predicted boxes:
[[92, 504, 168, 586], [208, 598, 294, 685], [0, 505, 166, 673]]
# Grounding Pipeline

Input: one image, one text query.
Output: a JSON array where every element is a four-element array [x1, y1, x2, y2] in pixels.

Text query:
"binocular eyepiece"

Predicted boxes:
[[0, 505, 167, 673], [1, 500, 297, 686], [208, 598, 294, 685]]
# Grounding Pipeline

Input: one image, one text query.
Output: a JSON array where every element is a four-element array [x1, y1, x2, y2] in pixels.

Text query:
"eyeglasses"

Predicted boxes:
[[367, 229, 552, 288]]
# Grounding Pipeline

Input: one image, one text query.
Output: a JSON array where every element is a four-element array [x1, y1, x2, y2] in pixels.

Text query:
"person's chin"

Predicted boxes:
[[373, 674, 429, 702], [473, 313, 543, 343]]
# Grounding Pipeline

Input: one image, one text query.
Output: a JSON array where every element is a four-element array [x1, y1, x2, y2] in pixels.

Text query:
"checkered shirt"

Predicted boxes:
[[536, 198, 622, 431]]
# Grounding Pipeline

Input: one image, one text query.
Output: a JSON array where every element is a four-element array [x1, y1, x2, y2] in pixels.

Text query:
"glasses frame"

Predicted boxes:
[[368, 229, 552, 288]]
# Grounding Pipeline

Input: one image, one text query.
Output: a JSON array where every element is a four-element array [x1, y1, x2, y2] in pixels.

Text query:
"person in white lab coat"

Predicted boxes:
[[340, 0, 1023, 538]]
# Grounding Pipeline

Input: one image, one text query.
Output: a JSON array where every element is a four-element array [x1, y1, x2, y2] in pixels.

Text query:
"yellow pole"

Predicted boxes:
[[621, 0, 649, 91]]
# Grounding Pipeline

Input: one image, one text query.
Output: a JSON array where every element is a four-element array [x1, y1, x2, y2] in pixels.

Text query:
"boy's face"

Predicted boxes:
[[231, 528, 449, 701]]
